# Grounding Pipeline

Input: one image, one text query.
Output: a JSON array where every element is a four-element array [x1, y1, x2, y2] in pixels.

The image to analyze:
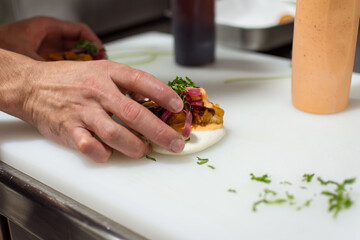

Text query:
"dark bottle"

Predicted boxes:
[[171, 0, 215, 66]]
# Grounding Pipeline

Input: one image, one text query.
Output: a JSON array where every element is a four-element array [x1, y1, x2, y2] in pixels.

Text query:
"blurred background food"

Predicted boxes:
[[0, 0, 360, 71], [0, 0, 169, 36]]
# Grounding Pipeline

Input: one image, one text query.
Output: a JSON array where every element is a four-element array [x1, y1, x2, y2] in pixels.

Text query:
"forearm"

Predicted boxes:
[[0, 48, 35, 121]]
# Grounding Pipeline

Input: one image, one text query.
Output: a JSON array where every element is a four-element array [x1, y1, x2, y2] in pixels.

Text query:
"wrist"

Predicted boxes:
[[0, 49, 38, 122]]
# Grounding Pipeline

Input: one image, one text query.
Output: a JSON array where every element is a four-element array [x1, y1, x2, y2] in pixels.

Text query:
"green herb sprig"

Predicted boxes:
[[207, 165, 215, 170], [168, 76, 198, 93], [303, 173, 315, 183], [196, 157, 209, 165], [73, 39, 98, 55], [146, 155, 156, 161], [252, 189, 287, 212], [196, 157, 215, 170], [317, 177, 356, 217], [250, 173, 271, 184], [167, 76, 199, 106]]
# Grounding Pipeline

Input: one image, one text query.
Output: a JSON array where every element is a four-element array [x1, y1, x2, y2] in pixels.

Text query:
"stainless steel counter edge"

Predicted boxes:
[[0, 161, 148, 240]]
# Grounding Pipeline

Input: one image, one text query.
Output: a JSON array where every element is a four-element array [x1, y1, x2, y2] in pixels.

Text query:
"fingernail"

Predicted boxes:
[[170, 98, 183, 112], [170, 138, 185, 153]]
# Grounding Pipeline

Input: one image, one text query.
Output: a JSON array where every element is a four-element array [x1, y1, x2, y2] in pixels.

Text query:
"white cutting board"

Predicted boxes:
[[1, 32, 360, 240]]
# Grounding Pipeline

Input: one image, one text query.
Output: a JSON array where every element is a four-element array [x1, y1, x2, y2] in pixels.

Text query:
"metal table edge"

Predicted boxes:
[[0, 161, 147, 240]]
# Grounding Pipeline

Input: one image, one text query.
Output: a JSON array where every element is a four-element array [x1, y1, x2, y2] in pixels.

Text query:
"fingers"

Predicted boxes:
[[23, 48, 44, 61], [108, 63, 184, 113], [40, 16, 103, 49], [104, 94, 185, 154], [128, 92, 146, 102], [58, 21, 103, 49], [71, 127, 113, 163], [98, 62, 185, 153], [83, 110, 152, 159]]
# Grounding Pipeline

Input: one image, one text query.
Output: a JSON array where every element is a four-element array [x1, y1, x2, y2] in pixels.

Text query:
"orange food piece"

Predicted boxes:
[[279, 14, 294, 24], [142, 87, 224, 132], [46, 51, 94, 61], [46, 52, 64, 61], [167, 112, 187, 132]]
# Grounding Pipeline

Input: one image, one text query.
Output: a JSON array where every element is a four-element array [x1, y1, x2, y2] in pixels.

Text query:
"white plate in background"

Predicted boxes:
[[216, 0, 296, 29]]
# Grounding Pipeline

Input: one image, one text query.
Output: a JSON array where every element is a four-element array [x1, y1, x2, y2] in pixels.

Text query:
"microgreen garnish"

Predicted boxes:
[[196, 157, 209, 165], [317, 177, 356, 217], [303, 173, 315, 182], [168, 76, 199, 104], [146, 155, 156, 161], [228, 189, 237, 193], [207, 165, 215, 170], [73, 39, 98, 55], [185, 137, 191, 142], [250, 173, 271, 184], [168, 76, 198, 93]]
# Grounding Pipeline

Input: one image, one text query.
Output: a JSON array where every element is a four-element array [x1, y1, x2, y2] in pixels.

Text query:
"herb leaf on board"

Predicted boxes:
[[317, 177, 356, 217], [303, 173, 315, 183], [146, 155, 156, 161], [196, 157, 209, 165], [250, 173, 271, 184]]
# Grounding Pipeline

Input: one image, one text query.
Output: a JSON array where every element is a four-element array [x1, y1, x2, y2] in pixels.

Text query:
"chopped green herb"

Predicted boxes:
[[303, 173, 315, 182], [228, 189, 237, 193], [286, 191, 295, 205], [73, 39, 98, 55], [304, 199, 312, 207], [207, 165, 215, 170], [168, 76, 198, 93], [317, 177, 356, 217], [250, 173, 356, 216], [196, 157, 209, 165], [250, 173, 271, 184], [252, 189, 287, 212], [264, 188, 277, 195], [280, 181, 292, 185], [146, 155, 156, 161], [297, 199, 312, 211], [185, 138, 191, 143], [286, 191, 295, 200]]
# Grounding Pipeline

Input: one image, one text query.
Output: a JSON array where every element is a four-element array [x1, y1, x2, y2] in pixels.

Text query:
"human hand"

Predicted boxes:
[[1, 50, 185, 162], [0, 16, 102, 60]]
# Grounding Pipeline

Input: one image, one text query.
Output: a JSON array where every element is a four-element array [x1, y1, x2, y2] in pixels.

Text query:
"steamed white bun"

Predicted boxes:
[[152, 128, 226, 155]]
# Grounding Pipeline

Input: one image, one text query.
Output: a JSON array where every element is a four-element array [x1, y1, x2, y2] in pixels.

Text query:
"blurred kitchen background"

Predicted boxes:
[[0, 0, 171, 41], [0, 0, 360, 71]]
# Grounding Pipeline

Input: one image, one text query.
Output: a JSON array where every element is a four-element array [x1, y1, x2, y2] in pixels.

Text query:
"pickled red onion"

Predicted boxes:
[[186, 88, 202, 97], [160, 110, 173, 122], [181, 108, 193, 137]]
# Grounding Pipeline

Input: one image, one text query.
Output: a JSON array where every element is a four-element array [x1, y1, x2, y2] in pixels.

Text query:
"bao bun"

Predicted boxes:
[[152, 128, 226, 155]]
